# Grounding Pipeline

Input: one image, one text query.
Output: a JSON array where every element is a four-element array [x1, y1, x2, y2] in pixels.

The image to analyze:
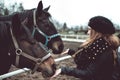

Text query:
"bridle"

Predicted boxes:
[[10, 26, 51, 73], [32, 9, 60, 46]]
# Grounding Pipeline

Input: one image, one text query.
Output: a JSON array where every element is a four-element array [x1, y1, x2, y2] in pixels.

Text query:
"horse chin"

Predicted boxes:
[[52, 49, 61, 54], [51, 44, 64, 54], [49, 40, 64, 54], [37, 64, 56, 78], [52, 46, 64, 54], [41, 69, 55, 78]]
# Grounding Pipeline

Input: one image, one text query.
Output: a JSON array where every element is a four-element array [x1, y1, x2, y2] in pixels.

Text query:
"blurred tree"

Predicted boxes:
[[17, 3, 24, 12], [11, 3, 16, 12], [79, 25, 83, 31], [74, 26, 79, 34], [63, 23, 67, 30], [4, 8, 9, 15], [0, 1, 24, 15], [62, 22, 69, 33], [0, 1, 4, 15]]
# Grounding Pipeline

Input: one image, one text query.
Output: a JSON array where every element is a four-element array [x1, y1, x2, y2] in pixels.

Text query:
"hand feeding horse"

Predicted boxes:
[[0, 1, 64, 54], [0, 14, 57, 79]]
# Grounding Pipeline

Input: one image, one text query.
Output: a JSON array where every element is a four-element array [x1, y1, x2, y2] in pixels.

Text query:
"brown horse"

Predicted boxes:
[[0, 14, 56, 79], [0, 1, 64, 54]]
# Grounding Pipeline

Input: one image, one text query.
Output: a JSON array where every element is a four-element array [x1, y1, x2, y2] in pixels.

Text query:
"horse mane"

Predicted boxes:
[[0, 21, 11, 49], [0, 15, 13, 21], [0, 7, 51, 22], [18, 9, 35, 21], [0, 8, 34, 21]]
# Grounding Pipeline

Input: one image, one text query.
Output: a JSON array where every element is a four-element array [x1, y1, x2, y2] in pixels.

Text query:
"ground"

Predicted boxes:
[[6, 41, 81, 80]]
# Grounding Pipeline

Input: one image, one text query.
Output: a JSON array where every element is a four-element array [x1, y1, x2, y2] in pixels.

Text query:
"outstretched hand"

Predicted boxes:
[[50, 68, 62, 79], [61, 48, 70, 55]]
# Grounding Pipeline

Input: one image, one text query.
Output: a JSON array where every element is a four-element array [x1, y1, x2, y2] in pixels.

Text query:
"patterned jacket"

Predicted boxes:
[[61, 37, 114, 80]]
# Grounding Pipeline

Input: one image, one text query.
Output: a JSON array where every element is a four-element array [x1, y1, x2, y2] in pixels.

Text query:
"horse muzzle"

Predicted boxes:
[[39, 63, 56, 78]]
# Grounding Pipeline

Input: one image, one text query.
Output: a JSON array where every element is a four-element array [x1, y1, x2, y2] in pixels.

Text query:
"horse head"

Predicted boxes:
[[0, 1, 64, 54], [26, 1, 64, 54], [9, 14, 56, 77]]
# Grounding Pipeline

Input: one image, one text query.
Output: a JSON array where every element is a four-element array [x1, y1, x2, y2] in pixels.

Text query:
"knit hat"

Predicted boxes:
[[88, 16, 115, 34]]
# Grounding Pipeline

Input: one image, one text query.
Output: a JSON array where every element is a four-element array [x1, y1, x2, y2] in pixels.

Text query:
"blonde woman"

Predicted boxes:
[[51, 16, 120, 80]]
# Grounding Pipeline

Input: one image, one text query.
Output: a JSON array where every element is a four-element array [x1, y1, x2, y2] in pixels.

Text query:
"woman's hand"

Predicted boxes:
[[50, 68, 62, 79], [61, 48, 70, 55]]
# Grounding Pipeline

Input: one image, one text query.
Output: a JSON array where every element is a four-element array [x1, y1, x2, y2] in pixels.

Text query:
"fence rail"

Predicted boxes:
[[61, 34, 87, 42], [0, 56, 72, 80]]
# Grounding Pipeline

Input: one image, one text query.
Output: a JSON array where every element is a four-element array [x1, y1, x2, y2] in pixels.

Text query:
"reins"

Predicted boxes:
[[32, 9, 60, 46], [10, 26, 51, 73]]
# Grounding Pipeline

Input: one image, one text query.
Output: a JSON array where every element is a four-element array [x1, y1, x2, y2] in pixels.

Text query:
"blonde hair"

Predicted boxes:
[[81, 28, 120, 62], [81, 29, 120, 48]]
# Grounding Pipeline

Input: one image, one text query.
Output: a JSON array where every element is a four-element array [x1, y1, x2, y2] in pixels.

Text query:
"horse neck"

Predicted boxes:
[[0, 15, 13, 21], [0, 22, 13, 56], [18, 10, 35, 32], [0, 22, 11, 41], [0, 22, 17, 63], [0, 22, 16, 72], [19, 10, 34, 23]]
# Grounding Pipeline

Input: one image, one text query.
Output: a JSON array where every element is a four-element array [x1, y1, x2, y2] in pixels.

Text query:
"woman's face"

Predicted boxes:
[[87, 27, 92, 36], [87, 27, 95, 39]]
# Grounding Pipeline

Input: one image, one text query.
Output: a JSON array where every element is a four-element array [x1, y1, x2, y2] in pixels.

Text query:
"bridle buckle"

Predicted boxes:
[[15, 48, 22, 55]]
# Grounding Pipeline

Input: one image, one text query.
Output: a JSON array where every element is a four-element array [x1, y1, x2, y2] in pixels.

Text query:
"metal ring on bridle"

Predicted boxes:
[[47, 37, 51, 41], [15, 49, 22, 55], [36, 58, 42, 63]]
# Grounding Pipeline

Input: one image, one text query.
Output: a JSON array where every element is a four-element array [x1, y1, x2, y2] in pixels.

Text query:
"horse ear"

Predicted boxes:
[[37, 1, 43, 14], [12, 14, 21, 36], [44, 5, 50, 12]]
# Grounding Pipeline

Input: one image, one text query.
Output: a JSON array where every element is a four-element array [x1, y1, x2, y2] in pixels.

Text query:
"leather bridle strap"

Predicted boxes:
[[10, 27, 51, 73], [32, 9, 60, 46], [32, 52, 51, 73], [20, 52, 51, 73], [10, 27, 21, 67]]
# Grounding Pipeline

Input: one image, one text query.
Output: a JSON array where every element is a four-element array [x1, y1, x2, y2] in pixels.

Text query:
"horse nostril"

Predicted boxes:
[[52, 63, 57, 71], [59, 44, 64, 52], [41, 64, 57, 78], [52, 64, 56, 69]]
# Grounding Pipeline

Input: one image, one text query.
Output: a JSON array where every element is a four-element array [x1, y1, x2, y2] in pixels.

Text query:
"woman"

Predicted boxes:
[[51, 16, 120, 80]]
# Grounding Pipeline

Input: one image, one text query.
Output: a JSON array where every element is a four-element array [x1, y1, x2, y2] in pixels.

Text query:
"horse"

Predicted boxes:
[[0, 1, 64, 54], [0, 14, 56, 79]]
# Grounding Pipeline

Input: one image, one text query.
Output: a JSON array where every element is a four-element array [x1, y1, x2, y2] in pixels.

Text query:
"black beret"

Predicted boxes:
[[88, 16, 115, 34]]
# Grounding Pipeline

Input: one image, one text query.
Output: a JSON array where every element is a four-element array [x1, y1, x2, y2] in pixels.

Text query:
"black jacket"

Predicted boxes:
[[61, 37, 114, 80]]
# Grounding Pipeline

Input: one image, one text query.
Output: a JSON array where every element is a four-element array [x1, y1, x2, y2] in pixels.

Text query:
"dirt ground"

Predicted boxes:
[[6, 41, 82, 80]]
